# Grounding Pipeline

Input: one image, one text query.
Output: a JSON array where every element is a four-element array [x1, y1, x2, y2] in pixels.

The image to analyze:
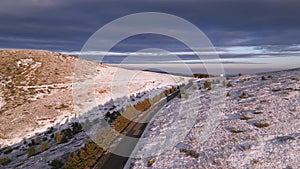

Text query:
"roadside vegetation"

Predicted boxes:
[[63, 141, 103, 169], [0, 84, 186, 168]]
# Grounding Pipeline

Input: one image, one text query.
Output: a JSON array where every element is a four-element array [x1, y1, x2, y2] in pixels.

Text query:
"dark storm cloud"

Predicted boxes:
[[0, 0, 300, 51]]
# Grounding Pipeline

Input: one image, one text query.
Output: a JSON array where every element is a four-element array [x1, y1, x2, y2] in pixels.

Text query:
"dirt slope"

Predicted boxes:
[[0, 49, 189, 146]]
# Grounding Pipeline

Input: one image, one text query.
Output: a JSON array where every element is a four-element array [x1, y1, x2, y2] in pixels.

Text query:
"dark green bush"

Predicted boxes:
[[3, 146, 12, 154], [28, 146, 36, 157], [61, 128, 72, 138], [46, 127, 54, 134], [0, 157, 11, 165], [49, 159, 64, 169], [71, 122, 82, 135]]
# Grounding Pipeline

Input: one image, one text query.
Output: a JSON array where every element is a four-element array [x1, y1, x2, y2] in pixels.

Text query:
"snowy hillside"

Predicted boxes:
[[129, 68, 300, 169]]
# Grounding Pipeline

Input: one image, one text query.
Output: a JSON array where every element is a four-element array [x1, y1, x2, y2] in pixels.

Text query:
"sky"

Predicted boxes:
[[1, 0, 300, 74]]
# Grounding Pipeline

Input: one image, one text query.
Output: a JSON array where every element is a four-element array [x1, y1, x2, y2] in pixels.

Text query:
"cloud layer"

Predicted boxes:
[[1, 0, 300, 51], [1, 0, 299, 74]]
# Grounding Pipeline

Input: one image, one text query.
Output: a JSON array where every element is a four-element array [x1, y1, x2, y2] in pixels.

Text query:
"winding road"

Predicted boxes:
[[93, 82, 193, 169]]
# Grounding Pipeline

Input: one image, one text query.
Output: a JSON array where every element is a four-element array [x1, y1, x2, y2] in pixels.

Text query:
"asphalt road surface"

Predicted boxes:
[[93, 82, 193, 169]]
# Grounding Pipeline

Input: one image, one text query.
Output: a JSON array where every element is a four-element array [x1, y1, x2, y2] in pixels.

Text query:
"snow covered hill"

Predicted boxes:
[[129, 68, 300, 169]]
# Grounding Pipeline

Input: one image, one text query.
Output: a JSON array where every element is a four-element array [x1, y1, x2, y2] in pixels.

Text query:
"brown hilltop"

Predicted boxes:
[[0, 49, 79, 145], [0, 49, 189, 146], [0, 49, 76, 85], [0, 49, 77, 112]]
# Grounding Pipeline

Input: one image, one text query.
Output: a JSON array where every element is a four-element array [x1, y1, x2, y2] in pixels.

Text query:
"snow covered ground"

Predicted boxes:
[[128, 68, 300, 169]]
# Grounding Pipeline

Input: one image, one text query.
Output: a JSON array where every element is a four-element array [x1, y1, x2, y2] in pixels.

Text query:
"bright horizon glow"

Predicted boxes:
[[60, 45, 300, 56], [1, 45, 299, 74]]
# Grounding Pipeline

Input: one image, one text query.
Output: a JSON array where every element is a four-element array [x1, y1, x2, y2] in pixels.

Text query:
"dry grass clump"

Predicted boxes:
[[239, 91, 248, 99], [228, 128, 246, 133], [33, 137, 41, 145], [54, 133, 68, 144], [180, 148, 200, 158], [134, 98, 151, 112], [163, 86, 177, 96], [39, 142, 50, 152], [239, 115, 253, 121], [204, 81, 212, 90], [238, 144, 252, 151], [147, 159, 156, 167], [98, 89, 106, 94], [253, 121, 270, 128], [112, 115, 130, 133], [226, 82, 232, 87], [56, 103, 69, 109], [63, 141, 104, 169], [253, 111, 263, 114]]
